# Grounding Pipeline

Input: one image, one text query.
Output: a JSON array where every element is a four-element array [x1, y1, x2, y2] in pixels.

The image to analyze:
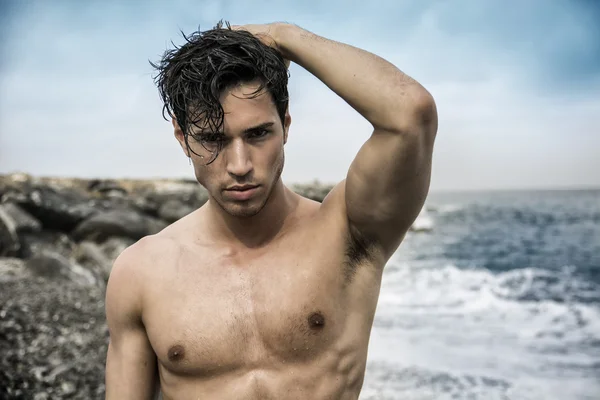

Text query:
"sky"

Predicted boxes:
[[1, 0, 599, 192]]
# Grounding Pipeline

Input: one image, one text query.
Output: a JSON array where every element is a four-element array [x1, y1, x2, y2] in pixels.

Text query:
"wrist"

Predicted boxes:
[[272, 23, 302, 61]]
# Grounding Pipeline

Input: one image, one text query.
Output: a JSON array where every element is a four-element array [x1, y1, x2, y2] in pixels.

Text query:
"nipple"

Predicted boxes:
[[168, 344, 185, 362], [308, 312, 325, 329]]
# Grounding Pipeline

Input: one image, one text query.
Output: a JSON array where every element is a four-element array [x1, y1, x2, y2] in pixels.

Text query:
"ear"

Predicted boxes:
[[283, 106, 291, 145], [172, 119, 190, 157]]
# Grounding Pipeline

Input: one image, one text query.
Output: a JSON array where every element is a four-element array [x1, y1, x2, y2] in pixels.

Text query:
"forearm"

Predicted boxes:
[[274, 23, 433, 132]]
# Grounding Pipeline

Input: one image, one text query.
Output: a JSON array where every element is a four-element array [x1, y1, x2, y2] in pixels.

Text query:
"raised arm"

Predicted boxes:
[[238, 22, 438, 258], [105, 246, 159, 399]]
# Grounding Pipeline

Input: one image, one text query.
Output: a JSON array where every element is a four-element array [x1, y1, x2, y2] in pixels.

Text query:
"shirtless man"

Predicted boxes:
[[105, 21, 437, 399]]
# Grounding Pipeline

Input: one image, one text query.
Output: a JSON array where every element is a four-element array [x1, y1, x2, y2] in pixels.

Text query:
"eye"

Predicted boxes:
[[248, 129, 269, 140], [190, 132, 225, 146], [189, 132, 225, 153], [196, 133, 223, 143]]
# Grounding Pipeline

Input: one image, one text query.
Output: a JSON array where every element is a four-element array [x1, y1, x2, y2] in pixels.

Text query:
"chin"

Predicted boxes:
[[225, 204, 262, 218], [219, 197, 269, 218]]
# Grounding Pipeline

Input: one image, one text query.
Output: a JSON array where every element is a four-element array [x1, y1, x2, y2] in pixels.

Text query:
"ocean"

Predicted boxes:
[[361, 189, 600, 400]]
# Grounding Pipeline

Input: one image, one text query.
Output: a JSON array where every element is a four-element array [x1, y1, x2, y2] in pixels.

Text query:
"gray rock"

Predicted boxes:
[[144, 183, 209, 209], [1, 202, 42, 233], [25, 251, 72, 280], [87, 179, 128, 198], [19, 230, 76, 260], [25, 250, 97, 286], [5, 184, 99, 232], [0, 204, 21, 257], [130, 194, 161, 216], [0, 257, 30, 282], [73, 241, 112, 282], [71, 209, 168, 242], [0, 260, 108, 399], [100, 236, 135, 265], [158, 199, 196, 223], [292, 180, 335, 202]]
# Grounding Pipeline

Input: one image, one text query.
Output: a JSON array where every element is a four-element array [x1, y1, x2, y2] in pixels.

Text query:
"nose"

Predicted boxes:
[[225, 139, 253, 178]]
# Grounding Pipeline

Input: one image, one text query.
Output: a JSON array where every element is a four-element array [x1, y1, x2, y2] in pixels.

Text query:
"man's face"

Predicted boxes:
[[175, 80, 290, 218]]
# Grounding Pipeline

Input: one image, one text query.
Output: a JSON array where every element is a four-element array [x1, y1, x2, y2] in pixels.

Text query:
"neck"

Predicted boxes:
[[206, 179, 296, 248]]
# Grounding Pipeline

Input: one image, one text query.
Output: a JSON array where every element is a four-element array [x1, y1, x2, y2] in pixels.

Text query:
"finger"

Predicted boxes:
[[230, 24, 250, 32]]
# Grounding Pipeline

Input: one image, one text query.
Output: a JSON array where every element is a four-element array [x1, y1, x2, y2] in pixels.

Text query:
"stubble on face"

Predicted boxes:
[[212, 149, 285, 218]]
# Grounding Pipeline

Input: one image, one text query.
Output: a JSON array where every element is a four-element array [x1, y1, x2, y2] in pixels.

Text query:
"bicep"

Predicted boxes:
[[105, 250, 159, 400], [105, 330, 158, 400], [345, 115, 437, 256]]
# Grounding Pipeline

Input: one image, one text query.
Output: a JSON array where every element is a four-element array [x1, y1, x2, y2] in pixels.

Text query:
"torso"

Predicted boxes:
[[138, 190, 387, 400]]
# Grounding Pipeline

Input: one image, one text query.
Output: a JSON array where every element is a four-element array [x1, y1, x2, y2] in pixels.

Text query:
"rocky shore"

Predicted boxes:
[[0, 173, 338, 399]]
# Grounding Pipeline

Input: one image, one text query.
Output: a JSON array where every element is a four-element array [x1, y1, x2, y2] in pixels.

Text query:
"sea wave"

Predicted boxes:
[[365, 191, 600, 399], [361, 361, 599, 400], [366, 262, 600, 399], [376, 262, 600, 344]]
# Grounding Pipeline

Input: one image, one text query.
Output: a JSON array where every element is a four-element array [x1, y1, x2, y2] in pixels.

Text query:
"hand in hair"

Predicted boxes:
[[231, 23, 291, 69]]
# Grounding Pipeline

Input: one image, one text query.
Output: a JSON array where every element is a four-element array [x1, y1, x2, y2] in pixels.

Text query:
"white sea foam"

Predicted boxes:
[[364, 261, 600, 399], [410, 209, 435, 232], [431, 204, 464, 214]]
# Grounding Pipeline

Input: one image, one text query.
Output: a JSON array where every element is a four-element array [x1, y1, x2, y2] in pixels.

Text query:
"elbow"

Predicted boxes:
[[414, 88, 437, 126], [388, 86, 438, 137]]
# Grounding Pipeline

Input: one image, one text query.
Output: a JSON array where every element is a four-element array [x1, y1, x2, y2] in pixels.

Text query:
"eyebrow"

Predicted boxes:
[[193, 121, 275, 136], [243, 121, 275, 134]]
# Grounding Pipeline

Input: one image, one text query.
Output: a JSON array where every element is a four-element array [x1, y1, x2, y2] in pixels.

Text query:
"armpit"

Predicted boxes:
[[343, 223, 379, 283]]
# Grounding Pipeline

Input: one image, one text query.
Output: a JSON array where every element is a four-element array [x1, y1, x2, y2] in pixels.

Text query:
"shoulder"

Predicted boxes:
[[106, 234, 178, 320], [111, 234, 178, 277]]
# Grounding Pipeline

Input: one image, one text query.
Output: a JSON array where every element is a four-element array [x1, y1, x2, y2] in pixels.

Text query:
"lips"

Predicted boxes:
[[224, 185, 259, 201], [227, 185, 257, 191]]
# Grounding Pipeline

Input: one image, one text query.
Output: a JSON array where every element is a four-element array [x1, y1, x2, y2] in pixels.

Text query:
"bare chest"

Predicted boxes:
[[143, 243, 353, 376]]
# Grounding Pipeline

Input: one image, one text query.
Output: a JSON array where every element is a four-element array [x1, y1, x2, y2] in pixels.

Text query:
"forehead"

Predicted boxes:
[[218, 81, 279, 132]]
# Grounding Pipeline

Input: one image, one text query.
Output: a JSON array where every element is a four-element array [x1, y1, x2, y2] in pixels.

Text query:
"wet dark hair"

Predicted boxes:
[[150, 20, 290, 164]]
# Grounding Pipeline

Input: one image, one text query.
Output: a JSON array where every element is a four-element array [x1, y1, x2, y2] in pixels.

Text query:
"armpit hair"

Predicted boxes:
[[343, 223, 377, 283]]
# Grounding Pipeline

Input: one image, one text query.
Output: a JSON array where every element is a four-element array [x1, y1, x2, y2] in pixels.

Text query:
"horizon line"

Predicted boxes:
[[1, 171, 598, 194]]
